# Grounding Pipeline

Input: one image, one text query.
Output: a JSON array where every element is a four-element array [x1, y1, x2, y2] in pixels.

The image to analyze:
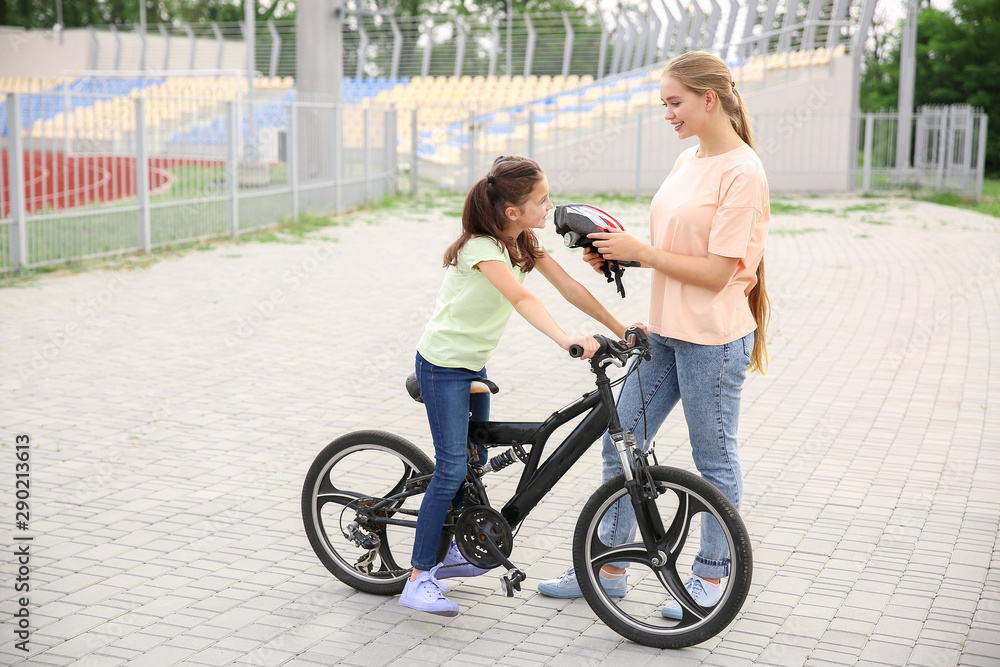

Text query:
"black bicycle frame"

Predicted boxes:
[[469, 365, 626, 528]]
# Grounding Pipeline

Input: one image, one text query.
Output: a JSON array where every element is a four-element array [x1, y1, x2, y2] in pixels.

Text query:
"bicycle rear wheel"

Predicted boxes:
[[301, 430, 444, 595], [572, 465, 753, 649]]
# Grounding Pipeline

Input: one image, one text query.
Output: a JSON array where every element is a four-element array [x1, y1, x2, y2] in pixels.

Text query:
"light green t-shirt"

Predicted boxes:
[[417, 235, 526, 371]]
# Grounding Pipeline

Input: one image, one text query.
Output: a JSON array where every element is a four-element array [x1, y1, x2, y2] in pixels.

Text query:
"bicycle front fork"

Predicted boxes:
[[609, 430, 668, 565]]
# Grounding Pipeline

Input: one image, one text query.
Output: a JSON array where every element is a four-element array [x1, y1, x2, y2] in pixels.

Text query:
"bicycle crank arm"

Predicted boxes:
[[477, 528, 526, 597]]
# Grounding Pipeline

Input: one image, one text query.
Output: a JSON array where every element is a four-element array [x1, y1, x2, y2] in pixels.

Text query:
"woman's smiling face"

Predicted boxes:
[[660, 75, 709, 141]]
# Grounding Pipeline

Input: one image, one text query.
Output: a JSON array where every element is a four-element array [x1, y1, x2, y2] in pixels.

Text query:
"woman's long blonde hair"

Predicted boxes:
[[665, 51, 770, 374]]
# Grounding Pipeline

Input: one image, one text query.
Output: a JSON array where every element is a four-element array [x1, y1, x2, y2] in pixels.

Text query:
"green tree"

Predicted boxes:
[[0, 0, 292, 28], [861, 0, 1000, 174]]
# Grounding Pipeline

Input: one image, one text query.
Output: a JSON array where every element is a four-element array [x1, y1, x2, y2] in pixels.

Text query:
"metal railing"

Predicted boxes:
[[0, 89, 397, 273], [68, 1, 867, 81], [399, 89, 988, 200], [858, 105, 989, 198]]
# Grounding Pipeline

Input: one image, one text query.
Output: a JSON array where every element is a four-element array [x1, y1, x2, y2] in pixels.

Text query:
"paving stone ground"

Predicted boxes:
[[1, 192, 998, 667]]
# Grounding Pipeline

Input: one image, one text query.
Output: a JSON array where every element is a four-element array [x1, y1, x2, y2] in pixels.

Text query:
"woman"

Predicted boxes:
[[538, 51, 770, 620]]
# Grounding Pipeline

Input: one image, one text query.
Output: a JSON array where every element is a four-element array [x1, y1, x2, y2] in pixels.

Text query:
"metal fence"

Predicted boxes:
[[399, 83, 988, 200], [0, 89, 396, 273], [857, 105, 989, 197], [72, 1, 866, 81]]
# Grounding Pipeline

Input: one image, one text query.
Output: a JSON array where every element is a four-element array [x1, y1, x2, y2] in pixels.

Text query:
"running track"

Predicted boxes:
[[0, 150, 223, 217]]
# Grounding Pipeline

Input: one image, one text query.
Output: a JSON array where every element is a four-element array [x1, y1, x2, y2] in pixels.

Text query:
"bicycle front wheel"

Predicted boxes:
[[301, 430, 441, 595], [572, 465, 753, 649]]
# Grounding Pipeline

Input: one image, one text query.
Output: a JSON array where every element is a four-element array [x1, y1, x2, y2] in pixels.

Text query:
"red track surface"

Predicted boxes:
[[1, 150, 224, 217]]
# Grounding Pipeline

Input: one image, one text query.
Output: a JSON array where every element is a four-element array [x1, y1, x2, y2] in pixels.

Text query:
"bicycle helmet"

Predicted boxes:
[[554, 203, 639, 298]]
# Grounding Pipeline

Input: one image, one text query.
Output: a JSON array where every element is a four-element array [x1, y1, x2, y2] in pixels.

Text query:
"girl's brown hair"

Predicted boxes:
[[665, 51, 769, 373], [444, 155, 545, 273]]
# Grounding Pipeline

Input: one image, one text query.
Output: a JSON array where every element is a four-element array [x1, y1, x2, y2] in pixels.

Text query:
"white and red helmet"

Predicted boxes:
[[553, 203, 638, 297], [553, 203, 627, 250]]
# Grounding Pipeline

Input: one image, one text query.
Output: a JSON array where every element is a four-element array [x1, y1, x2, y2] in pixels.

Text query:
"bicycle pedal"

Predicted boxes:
[[499, 568, 525, 598]]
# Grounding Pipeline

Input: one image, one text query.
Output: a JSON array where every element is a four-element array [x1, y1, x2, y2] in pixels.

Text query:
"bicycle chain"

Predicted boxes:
[[353, 553, 474, 577], [351, 508, 478, 577]]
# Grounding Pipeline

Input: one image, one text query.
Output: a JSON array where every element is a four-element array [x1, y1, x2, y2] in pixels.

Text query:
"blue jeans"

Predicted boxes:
[[410, 353, 490, 571], [599, 332, 752, 579]]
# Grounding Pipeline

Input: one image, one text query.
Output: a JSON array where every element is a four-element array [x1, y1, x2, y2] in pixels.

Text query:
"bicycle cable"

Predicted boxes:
[[612, 349, 651, 456]]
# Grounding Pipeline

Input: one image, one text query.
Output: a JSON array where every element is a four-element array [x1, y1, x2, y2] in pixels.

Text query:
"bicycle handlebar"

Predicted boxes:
[[568, 326, 651, 364]]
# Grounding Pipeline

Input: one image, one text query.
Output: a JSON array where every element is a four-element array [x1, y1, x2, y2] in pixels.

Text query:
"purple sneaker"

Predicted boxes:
[[435, 541, 490, 579], [398, 565, 459, 617]]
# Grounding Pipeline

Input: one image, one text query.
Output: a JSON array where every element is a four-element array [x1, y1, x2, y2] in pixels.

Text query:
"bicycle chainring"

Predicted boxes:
[[454, 506, 514, 569]]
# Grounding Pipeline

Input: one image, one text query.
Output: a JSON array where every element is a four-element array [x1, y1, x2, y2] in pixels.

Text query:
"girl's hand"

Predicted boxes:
[[581, 248, 607, 274], [562, 334, 601, 360], [588, 230, 646, 264]]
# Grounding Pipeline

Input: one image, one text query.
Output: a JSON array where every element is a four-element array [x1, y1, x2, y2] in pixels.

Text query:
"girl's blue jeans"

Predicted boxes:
[[600, 331, 753, 579], [410, 353, 490, 571]]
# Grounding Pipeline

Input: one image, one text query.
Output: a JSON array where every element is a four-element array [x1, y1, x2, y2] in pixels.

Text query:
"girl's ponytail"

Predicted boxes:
[[444, 155, 544, 272]]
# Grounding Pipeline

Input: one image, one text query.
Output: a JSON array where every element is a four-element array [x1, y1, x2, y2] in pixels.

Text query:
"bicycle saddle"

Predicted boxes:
[[405, 372, 499, 404]]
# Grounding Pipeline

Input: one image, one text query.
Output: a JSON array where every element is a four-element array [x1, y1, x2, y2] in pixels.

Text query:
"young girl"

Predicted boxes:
[[401, 155, 629, 616], [537, 51, 770, 620]]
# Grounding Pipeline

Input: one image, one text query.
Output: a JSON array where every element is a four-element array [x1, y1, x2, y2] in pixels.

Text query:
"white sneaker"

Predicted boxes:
[[537, 568, 628, 598], [435, 541, 490, 579], [398, 564, 459, 617], [661, 574, 723, 619]]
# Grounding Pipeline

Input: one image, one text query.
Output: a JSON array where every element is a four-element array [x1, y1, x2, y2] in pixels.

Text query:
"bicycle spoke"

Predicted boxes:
[[316, 490, 367, 510], [375, 526, 407, 575], [662, 485, 708, 563], [385, 466, 418, 498], [587, 541, 653, 569], [650, 566, 711, 622]]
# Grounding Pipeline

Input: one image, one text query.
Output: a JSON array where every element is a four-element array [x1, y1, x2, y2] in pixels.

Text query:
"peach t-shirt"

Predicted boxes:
[[647, 144, 769, 345]]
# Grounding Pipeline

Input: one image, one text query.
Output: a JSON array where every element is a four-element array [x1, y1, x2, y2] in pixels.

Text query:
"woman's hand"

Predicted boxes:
[[628, 322, 649, 338], [588, 229, 647, 265], [562, 334, 601, 360]]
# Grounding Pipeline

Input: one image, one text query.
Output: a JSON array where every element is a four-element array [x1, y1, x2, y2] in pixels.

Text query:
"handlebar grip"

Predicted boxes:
[[568, 344, 584, 358]]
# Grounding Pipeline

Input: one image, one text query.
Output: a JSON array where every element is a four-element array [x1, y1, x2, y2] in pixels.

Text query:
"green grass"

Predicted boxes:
[[566, 192, 646, 205], [771, 227, 827, 236], [841, 202, 890, 214], [0, 199, 398, 287], [912, 178, 1000, 219], [154, 163, 291, 202], [859, 215, 892, 226], [770, 201, 839, 215], [240, 211, 350, 243]]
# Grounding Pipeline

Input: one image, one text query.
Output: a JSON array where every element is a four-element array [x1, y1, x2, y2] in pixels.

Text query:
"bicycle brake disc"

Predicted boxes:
[[454, 506, 513, 569]]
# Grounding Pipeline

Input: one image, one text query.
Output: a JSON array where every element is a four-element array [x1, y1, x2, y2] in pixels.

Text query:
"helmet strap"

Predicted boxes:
[[601, 260, 627, 298]]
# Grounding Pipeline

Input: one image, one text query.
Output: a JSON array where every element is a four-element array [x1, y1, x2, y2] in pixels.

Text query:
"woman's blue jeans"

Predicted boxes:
[[410, 353, 490, 571], [600, 331, 753, 579]]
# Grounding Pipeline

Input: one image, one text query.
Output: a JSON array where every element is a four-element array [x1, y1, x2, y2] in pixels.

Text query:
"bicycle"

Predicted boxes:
[[301, 328, 753, 649]]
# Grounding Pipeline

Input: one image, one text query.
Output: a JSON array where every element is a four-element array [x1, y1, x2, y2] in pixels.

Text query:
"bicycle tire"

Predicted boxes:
[[301, 430, 446, 595], [572, 465, 753, 649]]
